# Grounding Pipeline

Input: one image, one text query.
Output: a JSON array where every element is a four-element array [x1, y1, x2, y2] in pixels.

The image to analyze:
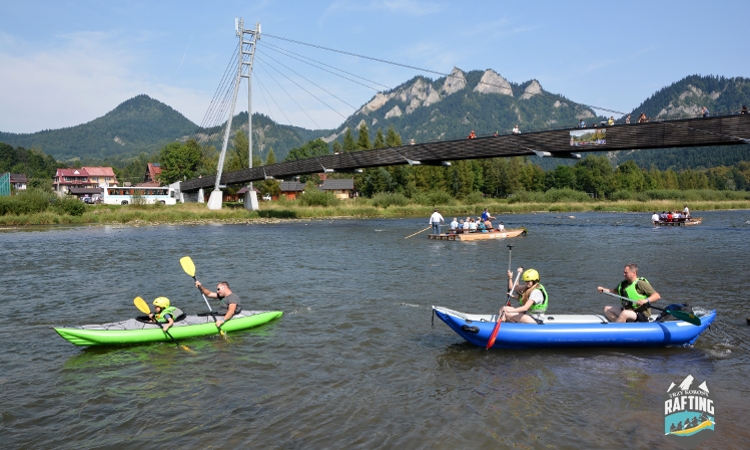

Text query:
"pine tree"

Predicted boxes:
[[265, 148, 277, 165], [373, 129, 386, 149], [357, 123, 371, 150], [343, 128, 357, 152], [385, 125, 402, 147]]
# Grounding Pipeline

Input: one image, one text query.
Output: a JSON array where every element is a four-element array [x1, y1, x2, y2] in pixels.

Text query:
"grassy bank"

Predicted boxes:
[[1, 197, 749, 227]]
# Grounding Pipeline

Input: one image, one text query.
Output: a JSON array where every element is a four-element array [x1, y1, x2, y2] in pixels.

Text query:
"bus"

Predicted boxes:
[[102, 186, 177, 205]]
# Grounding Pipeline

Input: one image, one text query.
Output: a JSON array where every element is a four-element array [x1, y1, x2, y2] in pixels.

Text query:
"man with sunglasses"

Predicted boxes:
[[195, 280, 243, 328]]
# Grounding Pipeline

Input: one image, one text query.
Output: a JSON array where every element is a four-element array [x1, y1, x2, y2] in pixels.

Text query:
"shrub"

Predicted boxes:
[[371, 192, 410, 208], [52, 196, 86, 216], [462, 191, 485, 205], [426, 190, 454, 205], [0, 189, 53, 215], [507, 191, 545, 203], [298, 188, 340, 207], [543, 188, 592, 203]]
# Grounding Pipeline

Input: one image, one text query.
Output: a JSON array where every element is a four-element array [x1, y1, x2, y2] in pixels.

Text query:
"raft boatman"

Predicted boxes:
[[149, 297, 183, 332], [598, 263, 661, 322], [501, 268, 548, 324]]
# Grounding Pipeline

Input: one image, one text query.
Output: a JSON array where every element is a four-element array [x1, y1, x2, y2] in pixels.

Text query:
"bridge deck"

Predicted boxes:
[[180, 115, 750, 192]]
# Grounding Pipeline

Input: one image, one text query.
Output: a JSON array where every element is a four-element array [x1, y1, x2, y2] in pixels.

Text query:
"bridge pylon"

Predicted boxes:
[[207, 18, 261, 210]]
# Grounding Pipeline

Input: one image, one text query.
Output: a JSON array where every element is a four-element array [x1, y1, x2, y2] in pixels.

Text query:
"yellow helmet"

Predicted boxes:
[[522, 269, 540, 282], [153, 297, 170, 308]]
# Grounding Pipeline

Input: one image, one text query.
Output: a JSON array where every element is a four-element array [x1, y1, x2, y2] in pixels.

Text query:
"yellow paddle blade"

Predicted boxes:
[[179, 256, 196, 278], [134, 296, 151, 314]]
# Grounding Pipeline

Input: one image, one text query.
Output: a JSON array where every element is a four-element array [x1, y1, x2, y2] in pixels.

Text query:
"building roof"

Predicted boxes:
[[236, 186, 261, 194], [56, 168, 89, 177], [136, 181, 161, 187], [69, 187, 103, 194], [10, 174, 27, 183], [320, 178, 354, 190], [279, 181, 306, 192], [82, 166, 116, 177]]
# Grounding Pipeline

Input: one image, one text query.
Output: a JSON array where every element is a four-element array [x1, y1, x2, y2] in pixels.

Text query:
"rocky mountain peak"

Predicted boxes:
[[441, 67, 467, 95], [473, 69, 513, 96], [521, 80, 543, 99]]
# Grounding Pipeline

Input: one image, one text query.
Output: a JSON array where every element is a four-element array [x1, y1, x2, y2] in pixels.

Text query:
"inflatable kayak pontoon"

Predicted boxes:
[[55, 310, 282, 346], [432, 306, 715, 349]]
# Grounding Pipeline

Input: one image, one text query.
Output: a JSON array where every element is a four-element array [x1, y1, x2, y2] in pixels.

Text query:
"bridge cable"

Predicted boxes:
[[263, 33, 628, 116], [255, 56, 350, 121], [255, 60, 323, 128], [255, 73, 295, 126], [259, 41, 389, 91], [256, 48, 359, 110]]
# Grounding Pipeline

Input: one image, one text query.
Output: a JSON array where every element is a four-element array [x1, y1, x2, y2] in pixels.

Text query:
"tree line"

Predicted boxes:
[[4, 125, 750, 201]]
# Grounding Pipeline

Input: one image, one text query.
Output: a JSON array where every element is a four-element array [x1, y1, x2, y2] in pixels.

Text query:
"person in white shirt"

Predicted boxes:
[[651, 212, 660, 224], [497, 221, 505, 231], [462, 218, 470, 232], [429, 209, 444, 235], [450, 217, 459, 233], [683, 204, 690, 218], [468, 218, 478, 232], [512, 125, 521, 134]]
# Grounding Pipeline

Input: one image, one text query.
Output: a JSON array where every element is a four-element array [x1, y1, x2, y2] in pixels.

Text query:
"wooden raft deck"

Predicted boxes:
[[428, 228, 527, 241]]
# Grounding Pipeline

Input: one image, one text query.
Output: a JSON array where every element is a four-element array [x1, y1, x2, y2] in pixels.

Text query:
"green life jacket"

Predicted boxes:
[[617, 278, 649, 311], [518, 283, 548, 314], [155, 306, 181, 323]]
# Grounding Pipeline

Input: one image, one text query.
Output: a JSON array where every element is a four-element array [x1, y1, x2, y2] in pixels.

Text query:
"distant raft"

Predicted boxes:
[[654, 217, 702, 226], [432, 306, 715, 349], [55, 311, 282, 346], [428, 228, 527, 241]]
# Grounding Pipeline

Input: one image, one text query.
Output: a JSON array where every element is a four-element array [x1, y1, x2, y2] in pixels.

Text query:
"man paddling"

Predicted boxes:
[[598, 263, 660, 322], [195, 280, 242, 328]]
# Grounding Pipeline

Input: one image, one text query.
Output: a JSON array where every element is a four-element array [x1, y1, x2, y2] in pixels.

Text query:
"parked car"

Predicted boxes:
[[263, 194, 272, 201]]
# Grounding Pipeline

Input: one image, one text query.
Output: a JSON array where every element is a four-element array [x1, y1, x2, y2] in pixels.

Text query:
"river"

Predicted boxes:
[[1, 210, 749, 449]]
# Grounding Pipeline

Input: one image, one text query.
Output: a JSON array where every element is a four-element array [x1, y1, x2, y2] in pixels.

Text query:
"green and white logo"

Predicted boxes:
[[664, 374, 715, 448]]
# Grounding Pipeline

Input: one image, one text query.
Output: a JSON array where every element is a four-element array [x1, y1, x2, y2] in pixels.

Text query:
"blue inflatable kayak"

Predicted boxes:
[[432, 306, 715, 349]]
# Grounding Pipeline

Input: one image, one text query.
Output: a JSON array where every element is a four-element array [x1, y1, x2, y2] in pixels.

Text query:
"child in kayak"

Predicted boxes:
[[149, 297, 182, 333]]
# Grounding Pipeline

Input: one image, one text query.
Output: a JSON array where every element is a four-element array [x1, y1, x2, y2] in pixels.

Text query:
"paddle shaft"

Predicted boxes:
[[507, 244, 513, 273], [486, 270, 522, 349], [602, 290, 666, 313], [404, 226, 431, 239], [602, 290, 700, 325]]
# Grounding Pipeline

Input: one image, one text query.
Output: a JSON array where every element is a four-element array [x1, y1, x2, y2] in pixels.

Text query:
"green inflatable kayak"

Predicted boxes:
[[55, 310, 282, 346]]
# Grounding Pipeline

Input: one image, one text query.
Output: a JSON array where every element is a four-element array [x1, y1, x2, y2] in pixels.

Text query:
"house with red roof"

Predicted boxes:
[[53, 167, 117, 195]]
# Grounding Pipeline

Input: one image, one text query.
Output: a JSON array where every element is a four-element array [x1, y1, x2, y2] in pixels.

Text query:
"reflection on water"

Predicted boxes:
[[1, 211, 749, 447]]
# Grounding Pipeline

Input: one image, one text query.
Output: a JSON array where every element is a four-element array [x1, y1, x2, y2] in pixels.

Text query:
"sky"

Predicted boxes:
[[1, 0, 748, 134]]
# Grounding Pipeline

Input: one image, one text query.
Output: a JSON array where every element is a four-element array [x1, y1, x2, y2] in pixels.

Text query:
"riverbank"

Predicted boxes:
[[1, 198, 749, 226]]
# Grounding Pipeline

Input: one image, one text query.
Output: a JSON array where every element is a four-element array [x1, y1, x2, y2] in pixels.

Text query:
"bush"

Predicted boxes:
[[462, 191, 485, 205], [52, 196, 86, 216], [371, 192, 410, 208], [298, 188, 340, 207], [543, 188, 593, 203], [0, 189, 53, 215], [507, 191, 546, 203], [426, 190, 454, 206]]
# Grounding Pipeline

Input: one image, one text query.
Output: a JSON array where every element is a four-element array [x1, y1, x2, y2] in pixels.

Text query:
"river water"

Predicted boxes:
[[1, 211, 749, 449]]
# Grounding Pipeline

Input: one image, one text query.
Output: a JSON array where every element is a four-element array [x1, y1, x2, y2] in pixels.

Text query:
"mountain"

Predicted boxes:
[[326, 67, 598, 143], [607, 75, 750, 170], [1, 73, 748, 171], [0, 95, 198, 162]]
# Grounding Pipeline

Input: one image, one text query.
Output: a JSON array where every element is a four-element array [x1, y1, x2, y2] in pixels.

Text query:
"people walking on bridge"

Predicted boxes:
[[638, 112, 648, 123], [625, 114, 631, 124], [701, 106, 710, 118], [429, 209, 444, 235], [579, 119, 586, 128], [195, 280, 243, 327], [741, 105, 748, 115], [598, 263, 660, 323], [468, 130, 477, 139], [512, 124, 521, 134]]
